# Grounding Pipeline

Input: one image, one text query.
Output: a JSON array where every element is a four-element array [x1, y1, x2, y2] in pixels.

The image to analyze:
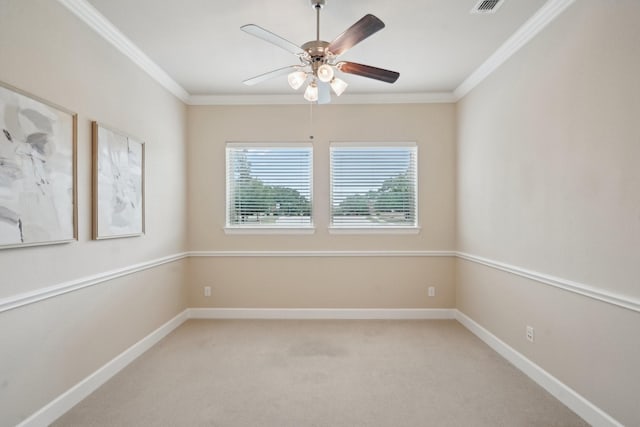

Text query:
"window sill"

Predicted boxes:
[[224, 227, 316, 235], [329, 227, 421, 235]]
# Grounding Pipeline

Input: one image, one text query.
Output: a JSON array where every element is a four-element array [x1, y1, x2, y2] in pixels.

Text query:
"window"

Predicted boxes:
[[226, 143, 313, 231], [330, 142, 418, 231]]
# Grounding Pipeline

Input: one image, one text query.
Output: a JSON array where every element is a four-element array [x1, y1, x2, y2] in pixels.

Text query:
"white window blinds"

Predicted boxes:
[[226, 143, 313, 228], [330, 143, 417, 228]]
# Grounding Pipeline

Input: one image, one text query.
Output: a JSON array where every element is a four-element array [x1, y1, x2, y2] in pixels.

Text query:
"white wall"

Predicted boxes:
[[456, 1, 640, 425], [0, 1, 188, 424]]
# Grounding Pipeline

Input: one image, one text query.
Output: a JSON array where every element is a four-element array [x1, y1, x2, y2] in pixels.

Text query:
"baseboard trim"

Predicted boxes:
[[19, 308, 619, 426], [188, 250, 456, 257], [17, 309, 189, 427], [188, 308, 456, 320], [454, 310, 622, 427]]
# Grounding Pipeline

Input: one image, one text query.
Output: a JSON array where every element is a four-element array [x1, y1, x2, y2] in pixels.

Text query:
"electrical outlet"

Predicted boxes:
[[526, 326, 534, 342], [204, 286, 212, 297], [428, 286, 435, 297]]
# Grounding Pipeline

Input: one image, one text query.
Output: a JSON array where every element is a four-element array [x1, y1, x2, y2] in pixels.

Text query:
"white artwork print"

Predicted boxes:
[[96, 125, 144, 238], [0, 84, 75, 247]]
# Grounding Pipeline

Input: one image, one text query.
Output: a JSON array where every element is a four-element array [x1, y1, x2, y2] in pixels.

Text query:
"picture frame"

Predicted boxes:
[[92, 122, 145, 240], [0, 81, 77, 249]]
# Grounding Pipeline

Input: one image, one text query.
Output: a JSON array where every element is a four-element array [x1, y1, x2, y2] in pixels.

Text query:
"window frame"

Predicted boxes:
[[329, 141, 420, 235], [225, 142, 314, 235]]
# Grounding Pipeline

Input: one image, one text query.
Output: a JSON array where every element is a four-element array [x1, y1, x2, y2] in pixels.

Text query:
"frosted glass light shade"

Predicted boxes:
[[288, 71, 307, 90], [304, 82, 318, 102], [317, 64, 334, 83], [330, 77, 348, 96]]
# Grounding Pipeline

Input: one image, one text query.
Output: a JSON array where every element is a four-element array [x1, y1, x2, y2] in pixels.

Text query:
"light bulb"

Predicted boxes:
[[287, 71, 307, 90], [330, 77, 348, 96], [304, 82, 318, 102], [317, 64, 334, 83]]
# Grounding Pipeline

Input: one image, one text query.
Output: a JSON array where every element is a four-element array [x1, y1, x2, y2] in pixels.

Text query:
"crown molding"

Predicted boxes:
[[187, 92, 456, 106], [454, 0, 575, 100], [56, 0, 190, 103], [57, 0, 574, 106], [188, 94, 309, 106]]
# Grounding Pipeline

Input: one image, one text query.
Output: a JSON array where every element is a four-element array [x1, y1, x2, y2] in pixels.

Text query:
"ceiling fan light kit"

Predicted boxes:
[[287, 70, 308, 90], [241, 0, 400, 104], [329, 77, 348, 96], [304, 81, 319, 102], [317, 64, 334, 82]]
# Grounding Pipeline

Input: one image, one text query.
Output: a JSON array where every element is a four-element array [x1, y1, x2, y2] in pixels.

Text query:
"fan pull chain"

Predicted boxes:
[[309, 101, 314, 140]]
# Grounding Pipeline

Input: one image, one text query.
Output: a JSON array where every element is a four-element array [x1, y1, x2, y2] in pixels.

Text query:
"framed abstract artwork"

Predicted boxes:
[[0, 81, 77, 249], [92, 122, 145, 239]]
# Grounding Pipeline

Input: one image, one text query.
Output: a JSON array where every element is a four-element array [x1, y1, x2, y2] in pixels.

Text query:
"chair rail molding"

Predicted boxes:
[[456, 252, 640, 313], [0, 252, 189, 314], [4, 250, 637, 314]]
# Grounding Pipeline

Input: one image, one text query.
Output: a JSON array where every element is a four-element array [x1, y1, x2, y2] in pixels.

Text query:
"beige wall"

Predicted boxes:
[[1, 1, 188, 297], [186, 104, 457, 308], [0, 1, 188, 424], [189, 256, 455, 309], [456, 1, 640, 425], [0, 261, 187, 425], [187, 104, 456, 251], [2, 0, 637, 425], [456, 259, 639, 426], [457, 0, 640, 297]]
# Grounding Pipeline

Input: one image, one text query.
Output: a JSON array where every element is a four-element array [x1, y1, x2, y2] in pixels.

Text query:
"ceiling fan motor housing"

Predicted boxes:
[[302, 40, 331, 60], [310, 0, 326, 9], [301, 40, 333, 78]]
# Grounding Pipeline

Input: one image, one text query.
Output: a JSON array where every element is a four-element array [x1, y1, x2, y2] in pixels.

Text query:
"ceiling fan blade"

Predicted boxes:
[[243, 66, 299, 86], [327, 14, 385, 56], [337, 61, 400, 84], [241, 24, 304, 56], [317, 81, 331, 104]]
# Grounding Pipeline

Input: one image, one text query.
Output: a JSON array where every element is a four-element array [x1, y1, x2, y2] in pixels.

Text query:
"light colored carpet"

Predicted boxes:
[[54, 320, 588, 426]]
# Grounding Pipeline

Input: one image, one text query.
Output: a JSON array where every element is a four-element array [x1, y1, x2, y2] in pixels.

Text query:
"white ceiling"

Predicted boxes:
[[82, 0, 552, 101]]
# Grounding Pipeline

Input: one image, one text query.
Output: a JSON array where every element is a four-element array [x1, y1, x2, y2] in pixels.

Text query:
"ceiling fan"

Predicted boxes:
[[241, 0, 400, 104]]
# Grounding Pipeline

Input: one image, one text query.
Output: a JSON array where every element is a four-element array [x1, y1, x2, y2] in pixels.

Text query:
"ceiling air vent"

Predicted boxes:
[[471, 0, 504, 14]]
